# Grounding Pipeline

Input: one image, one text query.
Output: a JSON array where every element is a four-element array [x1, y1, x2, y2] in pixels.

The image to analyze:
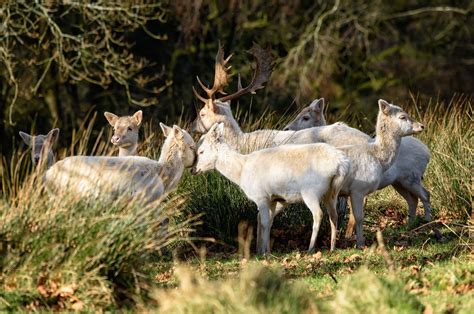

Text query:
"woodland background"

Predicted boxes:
[[0, 0, 472, 157]]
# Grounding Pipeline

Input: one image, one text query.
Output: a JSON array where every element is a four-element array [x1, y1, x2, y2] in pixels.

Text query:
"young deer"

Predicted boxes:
[[45, 124, 195, 204], [335, 100, 425, 247], [283, 98, 327, 131], [192, 123, 350, 254], [19, 128, 60, 168], [283, 99, 432, 235], [104, 110, 143, 156]]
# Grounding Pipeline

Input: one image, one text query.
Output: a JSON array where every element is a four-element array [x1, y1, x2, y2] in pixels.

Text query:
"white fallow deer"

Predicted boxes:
[[104, 110, 143, 156], [44, 124, 195, 204], [283, 98, 432, 237], [283, 98, 327, 130], [335, 100, 425, 247], [192, 123, 351, 254], [19, 128, 60, 169]]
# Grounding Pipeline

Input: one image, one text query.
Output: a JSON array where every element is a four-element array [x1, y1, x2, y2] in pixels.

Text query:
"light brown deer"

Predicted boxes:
[[19, 128, 60, 168], [104, 110, 143, 156]]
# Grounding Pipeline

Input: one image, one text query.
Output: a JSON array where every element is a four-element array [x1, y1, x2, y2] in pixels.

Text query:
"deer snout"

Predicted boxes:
[[111, 135, 121, 144], [34, 156, 40, 164], [190, 167, 200, 176], [412, 122, 425, 133]]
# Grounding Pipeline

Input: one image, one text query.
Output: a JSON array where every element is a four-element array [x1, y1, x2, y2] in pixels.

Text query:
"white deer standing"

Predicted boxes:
[[284, 98, 432, 236], [19, 128, 60, 169], [45, 124, 195, 204], [192, 123, 350, 254], [104, 110, 143, 156], [334, 100, 425, 247]]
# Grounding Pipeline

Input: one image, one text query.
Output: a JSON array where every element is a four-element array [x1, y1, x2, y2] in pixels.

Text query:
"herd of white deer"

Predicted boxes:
[[18, 43, 433, 255]]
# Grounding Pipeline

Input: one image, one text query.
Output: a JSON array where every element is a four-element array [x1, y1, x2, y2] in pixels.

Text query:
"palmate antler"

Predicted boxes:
[[193, 42, 232, 103], [193, 42, 275, 104]]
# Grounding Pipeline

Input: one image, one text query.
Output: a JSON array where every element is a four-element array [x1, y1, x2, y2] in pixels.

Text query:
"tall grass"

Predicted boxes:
[[0, 118, 196, 311], [148, 263, 425, 313], [413, 96, 472, 220]]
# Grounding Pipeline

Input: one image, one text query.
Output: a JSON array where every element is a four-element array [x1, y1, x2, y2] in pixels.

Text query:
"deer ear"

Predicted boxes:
[[19, 131, 32, 146], [310, 98, 324, 113], [378, 99, 391, 115], [104, 112, 119, 126], [132, 110, 143, 127], [46, 128, 60, 144], [160, 122, 172, 137], [172, 125, 184, 140]]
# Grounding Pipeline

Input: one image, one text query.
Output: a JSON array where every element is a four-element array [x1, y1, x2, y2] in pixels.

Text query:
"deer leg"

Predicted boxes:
[[392, 182, 418, 225], [256, 201, 281, 253], [350, 193, 366, 248], [345, 197, 356, 239], [257, 200, 271, 255], [324, 195, 339, 252], [302, 191, 324, 253]]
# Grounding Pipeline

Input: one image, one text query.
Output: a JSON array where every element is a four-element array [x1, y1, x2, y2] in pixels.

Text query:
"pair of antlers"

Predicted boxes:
[[193, 42, 275, 104]]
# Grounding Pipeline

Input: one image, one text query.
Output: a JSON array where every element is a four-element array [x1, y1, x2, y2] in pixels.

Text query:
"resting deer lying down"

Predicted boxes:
[[45, 124, 195, 204], [192, 123, 351, 254], [19, 128, 60, 169], [284, 97, 432, 236], [104, 110, 143, 156]]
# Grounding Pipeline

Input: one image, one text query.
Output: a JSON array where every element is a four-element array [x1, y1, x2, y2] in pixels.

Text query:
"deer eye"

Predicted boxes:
[[302, 116, 310, 121], [399, 116, 407, 120], [128, 127, 133, 131]]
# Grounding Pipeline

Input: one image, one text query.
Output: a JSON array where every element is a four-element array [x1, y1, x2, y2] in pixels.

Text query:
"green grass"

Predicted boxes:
[[145, 225, 472, 313]]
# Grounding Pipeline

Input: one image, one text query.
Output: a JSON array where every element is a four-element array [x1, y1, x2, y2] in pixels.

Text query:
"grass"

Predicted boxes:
[[0, 119, 196, 312], [145, 225, 472, 313], [0, 97, 472, 311]]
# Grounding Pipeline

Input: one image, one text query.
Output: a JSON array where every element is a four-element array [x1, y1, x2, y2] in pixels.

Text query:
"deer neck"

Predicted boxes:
[[215, 143, 246, 185], [157, 143, 184, 191], [118, 143, 137, 156], [371, 116, 402, 172]]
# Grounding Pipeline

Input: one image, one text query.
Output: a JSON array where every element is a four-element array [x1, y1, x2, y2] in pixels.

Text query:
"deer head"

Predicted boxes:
[[104, 110, 142, 155], [283, 98, 326, 131], [377, 99, 425, 137], [19, 128, 59, 168], [192, 122, 225, 175], [192, 43, 275, 134], [159, 123, 196, 168]]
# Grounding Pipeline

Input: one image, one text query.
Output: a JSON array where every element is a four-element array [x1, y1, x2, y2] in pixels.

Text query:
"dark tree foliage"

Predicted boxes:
[[0, 0, 472, 157]]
